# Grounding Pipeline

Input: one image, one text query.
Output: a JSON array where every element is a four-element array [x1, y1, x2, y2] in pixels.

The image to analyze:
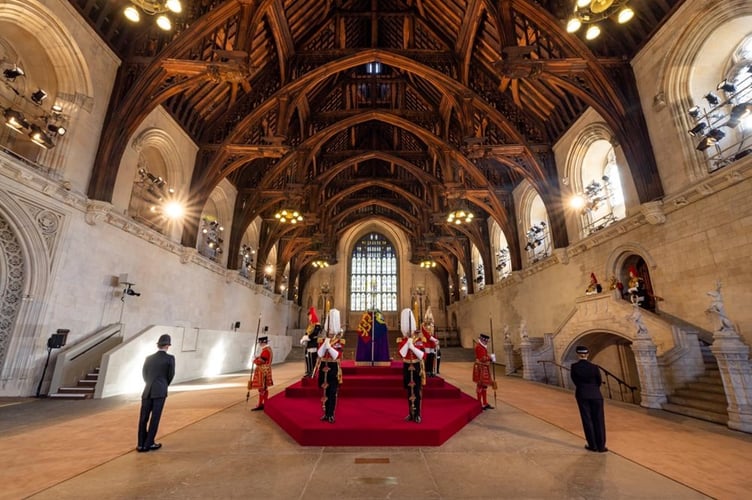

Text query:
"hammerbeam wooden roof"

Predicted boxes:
[[72, 0, 682, 299]]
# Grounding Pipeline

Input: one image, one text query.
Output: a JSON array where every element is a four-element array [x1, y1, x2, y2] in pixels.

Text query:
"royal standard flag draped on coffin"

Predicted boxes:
[[355, 309, 390, 362]]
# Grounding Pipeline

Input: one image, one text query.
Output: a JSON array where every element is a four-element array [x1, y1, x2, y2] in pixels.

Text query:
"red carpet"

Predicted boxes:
[[264, 361, 482, 446]]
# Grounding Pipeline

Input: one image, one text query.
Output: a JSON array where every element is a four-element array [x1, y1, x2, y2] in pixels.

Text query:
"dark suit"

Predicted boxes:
[[138, 349, 175, 449], [570, 358, 606, 451]]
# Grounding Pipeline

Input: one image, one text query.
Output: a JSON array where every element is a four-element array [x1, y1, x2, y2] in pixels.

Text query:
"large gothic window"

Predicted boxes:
[[525, 194, 551, 265], [576, 141, 626, 236], [688, 33, 752, 172], [350, 233, 397, 311]]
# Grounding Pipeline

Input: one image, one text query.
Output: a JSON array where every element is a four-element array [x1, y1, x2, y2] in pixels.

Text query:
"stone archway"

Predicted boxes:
[[564, 331, 641, 405], [0, 187, 57, 396]]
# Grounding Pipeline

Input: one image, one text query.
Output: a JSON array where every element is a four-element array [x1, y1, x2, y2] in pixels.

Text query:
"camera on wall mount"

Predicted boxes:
[[117, 274, 140, 298]]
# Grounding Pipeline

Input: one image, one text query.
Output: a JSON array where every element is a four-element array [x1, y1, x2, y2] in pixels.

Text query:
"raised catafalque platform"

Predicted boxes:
[[264, 361, 482, 446]]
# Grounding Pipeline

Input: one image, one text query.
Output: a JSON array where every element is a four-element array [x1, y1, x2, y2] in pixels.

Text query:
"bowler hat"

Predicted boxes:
[[575, 345, 589, 354], [158, 334, 172, 346]]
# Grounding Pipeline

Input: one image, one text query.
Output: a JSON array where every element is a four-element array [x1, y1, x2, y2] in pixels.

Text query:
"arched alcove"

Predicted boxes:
[[0, 191, 54, 395]]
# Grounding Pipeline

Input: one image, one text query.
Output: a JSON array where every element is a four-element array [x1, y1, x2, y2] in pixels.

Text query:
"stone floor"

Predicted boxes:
[[2, 354, 752, 499]]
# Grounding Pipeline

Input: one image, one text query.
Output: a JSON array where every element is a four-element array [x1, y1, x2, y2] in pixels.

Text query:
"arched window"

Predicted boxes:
[[525, 194, 551, 264], [350, 232, 398, 311], [575, 140, 626, 236], [471, 244, 485, 290], [688, 33, 752, 172], [490, 221, 512, 280], [128, 148, 172, 234]]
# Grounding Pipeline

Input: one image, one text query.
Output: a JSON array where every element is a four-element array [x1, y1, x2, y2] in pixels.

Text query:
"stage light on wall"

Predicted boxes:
[[3, 65, 24, 81], [686, 68, 752, 171], [30, 89, 48, 105], [29, 124, 55, 149], [3, 108, 27, 132], [704, 92, 720, 106], [1, 62, 71, 149]]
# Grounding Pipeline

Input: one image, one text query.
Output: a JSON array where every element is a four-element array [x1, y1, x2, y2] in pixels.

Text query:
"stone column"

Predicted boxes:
[[707, 283, 752, 433], [519, 321, 535, 381], [627, 304, 667, 408], [503, 325, 515, 376]]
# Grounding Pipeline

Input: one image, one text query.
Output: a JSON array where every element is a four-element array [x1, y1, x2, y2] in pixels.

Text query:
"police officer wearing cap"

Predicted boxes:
[[570, 345, 607, 453], [137, 333, 175, 452]]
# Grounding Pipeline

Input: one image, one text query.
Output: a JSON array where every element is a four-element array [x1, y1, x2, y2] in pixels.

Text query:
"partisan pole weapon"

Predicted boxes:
[[488, 313, 498, 408], [246, 314, 262, 403]]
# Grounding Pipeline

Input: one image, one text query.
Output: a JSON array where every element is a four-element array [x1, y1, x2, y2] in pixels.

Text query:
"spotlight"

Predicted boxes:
[[726, 103, 752, 128], [47, 123, 67, 136], [688, 122, 707, 136], [696, 137, 714, 152], [716, 79, 736, 93], [3, 108, 28, 132], [29, 124, 55, 149], [696, 129, 725, 152], [30, 89, 48, 105], [3, 65, 24, 81], [687, 106, 701, 119], [704, 92, 720, 106], [707, 128, 726, 142]]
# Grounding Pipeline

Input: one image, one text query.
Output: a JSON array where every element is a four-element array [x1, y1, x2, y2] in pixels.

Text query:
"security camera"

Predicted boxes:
[[122, 282, 140, 297]]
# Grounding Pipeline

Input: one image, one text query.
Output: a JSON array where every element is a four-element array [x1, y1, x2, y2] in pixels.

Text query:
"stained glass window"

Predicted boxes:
[[350, 233, 397, 311]]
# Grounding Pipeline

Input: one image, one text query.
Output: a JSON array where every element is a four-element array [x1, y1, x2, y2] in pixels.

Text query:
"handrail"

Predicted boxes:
[[537, 359, 638, 404]]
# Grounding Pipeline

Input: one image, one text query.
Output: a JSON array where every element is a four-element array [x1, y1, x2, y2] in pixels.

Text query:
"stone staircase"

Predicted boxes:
[[48, 367, 99, 399], [662, 345, 728, 425]]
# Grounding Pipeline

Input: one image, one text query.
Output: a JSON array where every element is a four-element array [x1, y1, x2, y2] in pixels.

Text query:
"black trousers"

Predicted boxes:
[[576, 397, 606, 450], [318, 362, 340, 418], [304, 350, 317, 377], [138, 397, 166, 448], [425, 352, 437, 376], [402, 362, 423, 418]]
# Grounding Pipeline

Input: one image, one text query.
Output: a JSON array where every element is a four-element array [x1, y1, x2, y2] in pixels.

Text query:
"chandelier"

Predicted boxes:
[[419, 258, 437, 269], [566, 0, 635, 40], [312, 259, 329, 268], [124, 0, 182, 31], [274, 208, 303, 224], [446, 207, 474, 225]]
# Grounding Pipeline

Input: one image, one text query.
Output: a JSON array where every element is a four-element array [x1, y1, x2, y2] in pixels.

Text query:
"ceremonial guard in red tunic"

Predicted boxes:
[[422, 307, 440, 377], [473, 333, 495, 410], [249, 336, 273, 411], [399, 308, 426, 423], [300, 307, 322, 378], [317, 309, 345, 423]]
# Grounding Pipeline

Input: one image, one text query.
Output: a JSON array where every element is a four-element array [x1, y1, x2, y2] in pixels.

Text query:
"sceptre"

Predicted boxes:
[[246, 314, 262, 403], [488, 314, 498, 408]]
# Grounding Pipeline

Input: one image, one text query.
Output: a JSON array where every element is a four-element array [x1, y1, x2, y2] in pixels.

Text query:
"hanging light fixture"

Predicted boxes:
[[565, 0, 635, 40], [274, 208, 304, 224], [312, 259, 329, 268], [123, 0, 182, 31], [419, 258, 437, 269], [446, 206, 474, 225]]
